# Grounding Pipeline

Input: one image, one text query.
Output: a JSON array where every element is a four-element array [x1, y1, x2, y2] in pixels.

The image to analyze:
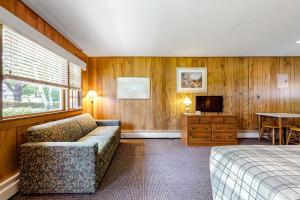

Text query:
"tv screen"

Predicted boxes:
[[196, 96, 223, 112]]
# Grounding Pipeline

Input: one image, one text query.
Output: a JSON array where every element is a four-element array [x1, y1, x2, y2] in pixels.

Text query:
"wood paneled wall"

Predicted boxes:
[[85, 57, 300, 131], [0, 0, 88, 62]]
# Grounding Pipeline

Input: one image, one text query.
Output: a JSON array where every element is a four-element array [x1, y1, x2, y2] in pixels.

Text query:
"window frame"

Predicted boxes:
[[68, 61, 83, 110], [0, 24, 83, 120], [69, 88, 82, 110]]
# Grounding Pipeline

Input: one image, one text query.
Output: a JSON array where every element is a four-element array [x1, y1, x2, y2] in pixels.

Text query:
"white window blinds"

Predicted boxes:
[[2, 27, 69, 88], [69, 62, 82, 90]]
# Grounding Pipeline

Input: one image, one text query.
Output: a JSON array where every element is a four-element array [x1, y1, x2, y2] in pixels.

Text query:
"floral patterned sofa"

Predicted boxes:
[[19, 113, 121, 194]]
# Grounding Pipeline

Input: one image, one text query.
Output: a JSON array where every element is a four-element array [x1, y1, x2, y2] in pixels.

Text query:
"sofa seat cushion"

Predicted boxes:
[[86, 126, 120, 137], [79, 135, 112, 155], [73, 114, 97, 135], [78, 126, 120, 153], [26, 118, 83, 142], [78, 125, 120, 155]]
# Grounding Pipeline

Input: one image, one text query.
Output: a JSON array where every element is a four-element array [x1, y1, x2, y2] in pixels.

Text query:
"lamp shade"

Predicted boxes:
[[183, 96, 192, 106], [86, 90, 98, 98]]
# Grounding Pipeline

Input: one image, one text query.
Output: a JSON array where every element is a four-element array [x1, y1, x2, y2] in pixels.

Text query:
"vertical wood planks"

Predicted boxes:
[[86, 56, 300, 131]]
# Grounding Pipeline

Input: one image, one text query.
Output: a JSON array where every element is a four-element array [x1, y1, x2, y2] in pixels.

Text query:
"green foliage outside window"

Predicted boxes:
[[2, 80, 62, 117]]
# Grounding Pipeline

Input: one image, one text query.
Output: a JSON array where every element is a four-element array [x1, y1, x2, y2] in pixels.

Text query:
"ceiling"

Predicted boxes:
[[23, 0, 300, 57]]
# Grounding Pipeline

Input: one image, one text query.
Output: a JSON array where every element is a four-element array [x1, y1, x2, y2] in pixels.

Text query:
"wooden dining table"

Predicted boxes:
[[256, 113, 300, 145]]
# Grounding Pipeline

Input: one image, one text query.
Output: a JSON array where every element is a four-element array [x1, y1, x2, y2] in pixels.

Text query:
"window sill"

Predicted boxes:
[[0, 109, 83, 123]]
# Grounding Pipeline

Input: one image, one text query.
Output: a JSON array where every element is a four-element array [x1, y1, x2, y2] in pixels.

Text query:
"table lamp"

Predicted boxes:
[[86, 90, 98, 117], [183, 96, 192, 113]]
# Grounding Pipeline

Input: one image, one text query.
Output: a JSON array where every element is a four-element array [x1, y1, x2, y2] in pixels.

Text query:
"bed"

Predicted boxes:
[[210, 145, 300, 200]]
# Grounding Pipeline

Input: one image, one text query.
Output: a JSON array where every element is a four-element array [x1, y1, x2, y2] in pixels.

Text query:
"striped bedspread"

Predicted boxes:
[[210, 145, 300, 200]]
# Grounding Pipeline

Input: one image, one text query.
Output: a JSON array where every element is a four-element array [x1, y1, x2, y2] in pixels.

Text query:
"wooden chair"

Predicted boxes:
[[286, 126, 300, 145], [259, 123, 284, 145]]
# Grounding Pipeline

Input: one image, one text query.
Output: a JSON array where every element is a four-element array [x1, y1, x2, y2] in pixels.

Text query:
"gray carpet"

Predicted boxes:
[[12, 139, 270, 200]]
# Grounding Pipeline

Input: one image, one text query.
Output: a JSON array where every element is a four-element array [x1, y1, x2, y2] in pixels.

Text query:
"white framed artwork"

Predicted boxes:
[[176, 67, 207, 93], [277, 73, 288, 88], [117, 77, 151, 99]]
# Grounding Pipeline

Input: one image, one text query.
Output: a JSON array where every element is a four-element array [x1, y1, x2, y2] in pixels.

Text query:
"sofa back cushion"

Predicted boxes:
[[26, 118, 84, 142], [73, 113, 97, 135], [25, 114, 97, 143]]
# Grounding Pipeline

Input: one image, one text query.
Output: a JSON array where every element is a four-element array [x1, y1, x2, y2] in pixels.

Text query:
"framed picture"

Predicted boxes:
[[117, 77, 151, 99], [176, 67, 207, 93], [277, 73, 288, 88]]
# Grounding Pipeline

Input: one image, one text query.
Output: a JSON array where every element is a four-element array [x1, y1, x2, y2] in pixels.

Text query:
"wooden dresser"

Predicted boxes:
[[180, 113, 238, 146]]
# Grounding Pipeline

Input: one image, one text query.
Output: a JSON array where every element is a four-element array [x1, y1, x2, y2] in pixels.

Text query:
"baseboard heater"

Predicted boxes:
[[0, 173, 19, 200], [121, 130, 259, 139]]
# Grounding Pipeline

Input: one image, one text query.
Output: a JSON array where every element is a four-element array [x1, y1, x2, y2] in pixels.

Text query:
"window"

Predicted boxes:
[[1, 26, 83, 118], [69, 89, 81, 109], [69, 62, 82, 109], [3, 79, 63, 117]]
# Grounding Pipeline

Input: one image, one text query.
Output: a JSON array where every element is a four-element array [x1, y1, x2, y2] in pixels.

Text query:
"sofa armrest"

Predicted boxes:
[[19, 142, 99, 194], [96, 119, 121, 126]]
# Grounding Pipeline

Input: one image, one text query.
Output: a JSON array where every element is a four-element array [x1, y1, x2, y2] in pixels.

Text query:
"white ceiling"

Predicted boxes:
[[23, 0, 300, 57]]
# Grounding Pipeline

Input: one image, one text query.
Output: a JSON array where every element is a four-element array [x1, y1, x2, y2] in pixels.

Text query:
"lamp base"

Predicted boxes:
[[185, 107, 190, 113], [91, 100, 94, 118]]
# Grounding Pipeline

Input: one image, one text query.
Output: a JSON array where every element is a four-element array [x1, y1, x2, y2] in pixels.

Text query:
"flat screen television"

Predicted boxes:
[[196, 96, 223, 112]]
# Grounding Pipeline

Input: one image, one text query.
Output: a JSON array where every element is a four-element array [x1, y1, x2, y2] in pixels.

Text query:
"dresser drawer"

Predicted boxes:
[[188, 124, 211, 133], [199, 117, 211, 124], [187, 117, 199, 124], [224, 117, 236, 124], [189, 133, 212, 143], [212, 124, 236, 133], [212, 117, 236, 124], [212, 118, 224, 123], [213, 132, 236, 142]]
